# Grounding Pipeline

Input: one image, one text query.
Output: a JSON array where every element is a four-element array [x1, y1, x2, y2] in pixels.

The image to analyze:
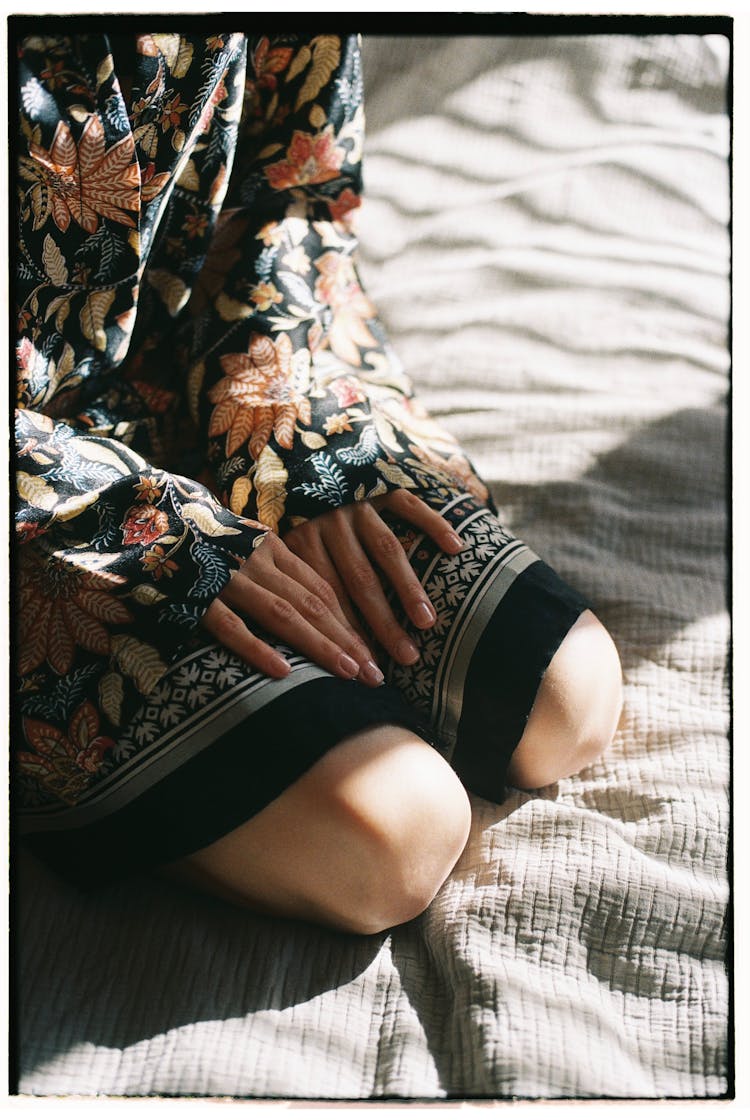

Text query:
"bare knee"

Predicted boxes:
[[162, 726, 472, 936], [506, 610, 622, 790], [322, 729, 472, 934]]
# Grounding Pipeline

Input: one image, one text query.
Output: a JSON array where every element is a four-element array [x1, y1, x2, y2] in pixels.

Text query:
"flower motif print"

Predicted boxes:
[[265, 126, 345, 191], [18, 700, 116, 803], [18, 548, 133, 676], [329, 376, 367, 409], [241, 36, 294, 135], [208, 332, 312, 460], [141, 544, 179, 579], [326, 187, 361, 225], [20, 115, 140, 233], [121, 503, 170, 546], [313, 251, 377, 366]]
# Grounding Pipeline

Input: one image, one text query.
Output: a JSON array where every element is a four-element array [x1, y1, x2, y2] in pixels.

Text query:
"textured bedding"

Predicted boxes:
[[14, 32, 731, 1099]]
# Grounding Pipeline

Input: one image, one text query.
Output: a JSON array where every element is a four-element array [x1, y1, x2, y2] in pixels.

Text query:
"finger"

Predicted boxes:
[[220, 569, 380, 685], [319, 512, 421, 666], [374, 489, 465, 553], [353, 502, 439, 633], [234, 535, 382, 686], [201, 597, 291, 678], [285, 531, 365, 640], [261, 534, 383, 683], [237, 560, 382, 685]]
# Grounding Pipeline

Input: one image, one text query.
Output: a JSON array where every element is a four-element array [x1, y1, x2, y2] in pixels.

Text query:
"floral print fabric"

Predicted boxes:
[[14, 30, 489, 810]]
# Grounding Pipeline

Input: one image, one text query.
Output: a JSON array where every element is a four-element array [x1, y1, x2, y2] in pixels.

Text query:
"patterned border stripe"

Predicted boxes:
[[17, 653, 331, 833], [388, 494, 538, 756]]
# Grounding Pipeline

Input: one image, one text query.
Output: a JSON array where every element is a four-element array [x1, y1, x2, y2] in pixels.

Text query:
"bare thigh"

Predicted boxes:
[[159, 723, 472, 935]]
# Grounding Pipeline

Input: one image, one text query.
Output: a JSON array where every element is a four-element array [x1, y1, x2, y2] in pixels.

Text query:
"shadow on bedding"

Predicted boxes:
[[13, 847, 387, 1068], [12, 404, 727, 1080], [489, 404, 728, 672]]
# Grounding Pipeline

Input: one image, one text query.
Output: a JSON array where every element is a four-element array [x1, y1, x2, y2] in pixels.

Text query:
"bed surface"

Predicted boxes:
[[15, 31, 730, 1099]]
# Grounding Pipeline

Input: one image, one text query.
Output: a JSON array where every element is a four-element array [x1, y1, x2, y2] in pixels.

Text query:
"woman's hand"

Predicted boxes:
[[282, 489, 464, 666], [201, 532, 385, 686]]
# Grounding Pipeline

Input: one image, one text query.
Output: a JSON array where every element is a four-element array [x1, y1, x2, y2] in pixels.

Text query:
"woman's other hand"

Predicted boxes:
[[201, 533, 385, 687], [282, 489, 464, 666]]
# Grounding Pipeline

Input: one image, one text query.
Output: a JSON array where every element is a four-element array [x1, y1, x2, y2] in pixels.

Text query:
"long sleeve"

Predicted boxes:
[[183, 33, 492, 536], [14, 30, 266, 804]]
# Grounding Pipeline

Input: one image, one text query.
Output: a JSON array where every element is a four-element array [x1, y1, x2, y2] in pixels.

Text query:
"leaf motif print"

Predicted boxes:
[[187, 360, 206, 425], [19, 410, 55, 435], [84, 224, 128, 284], [295, 37, 341, 111], [373, 458, 418, 490], [277, 270, 318, 312], [18, 599, 52, 676], [45, 292, 72, 332], [286, 43, 312, 83], [180, 502, 243, 536], [111, 634, 168, 697], [173, 37, 195, 78], [147, 269, 190, 315], [187, 535, 232, 599], [229, 475, 253, 516], [96, 54, 114, 89], [54, 490, 102, 522], [254, 444, 288, 533], [308, 104, 327, 130], [148, 33, 181, 67], [372, 412, 405, 454], [69, 700, 99, 751], [20, 662, 101, 723], [299, 430, 327, 450], [77, 588, 133, 624], [208, 398, 238, 439], [274, 404, 299, 450], [129, 583, 168, 606], [42, 233, 68, 285], [227, 408, 256, 456], [99, 670, 125, 727], [22, 716, 70, 758], [294, 451, 349, 507], [249, 409, 275, 461], [48, 605, 75, 675], [80, 288, 116, 350], [215, 291, 254, 321], [62, 600, 111, 659], [17, 471, 59, 512], [336, 424, 379, 465], [66, 435, 132, 475]]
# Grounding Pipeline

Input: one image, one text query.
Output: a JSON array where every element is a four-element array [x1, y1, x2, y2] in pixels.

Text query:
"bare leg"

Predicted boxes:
[[506, 609, 623, 790], [160, 723, 472, 935]]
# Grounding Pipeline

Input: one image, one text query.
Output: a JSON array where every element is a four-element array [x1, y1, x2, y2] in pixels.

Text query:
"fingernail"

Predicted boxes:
[[413, 601, 436, 627], [338, 652, 360, 678], [446, 531, 464, 551], [271, 655, 291, 677], [396, 638, 420, 664], [359, 659, 385, 687]]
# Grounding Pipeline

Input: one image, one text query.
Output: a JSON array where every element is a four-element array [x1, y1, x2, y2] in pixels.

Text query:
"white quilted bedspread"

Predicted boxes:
[[15, 33, 730, 1099]]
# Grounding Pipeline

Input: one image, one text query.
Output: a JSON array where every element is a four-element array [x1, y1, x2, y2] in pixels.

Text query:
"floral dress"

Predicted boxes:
[[14, 26, 588, 887]]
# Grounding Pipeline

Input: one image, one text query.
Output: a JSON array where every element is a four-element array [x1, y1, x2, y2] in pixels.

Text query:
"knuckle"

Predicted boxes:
[[269, 596, 296, 623], [302, 592, 327, 620], [374, 530, 402, 559], [216, 612, 246, 640], [348, 561, 380, 592], [312, 577, 336, 606]]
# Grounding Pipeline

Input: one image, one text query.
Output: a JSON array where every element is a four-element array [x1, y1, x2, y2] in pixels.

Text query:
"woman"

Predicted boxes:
[[14, 26, 622, 933]]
